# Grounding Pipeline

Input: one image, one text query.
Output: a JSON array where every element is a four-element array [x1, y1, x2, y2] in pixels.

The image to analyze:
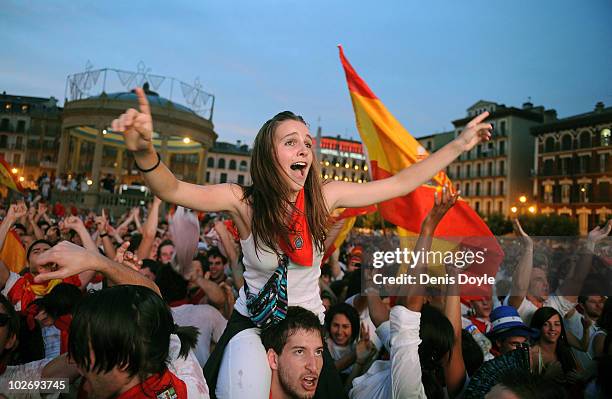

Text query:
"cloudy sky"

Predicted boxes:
[[2, 0, 611, 143]]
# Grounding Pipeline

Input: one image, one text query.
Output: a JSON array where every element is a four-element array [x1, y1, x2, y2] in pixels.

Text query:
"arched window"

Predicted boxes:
[[218, 158, 226, 169], [207, 157, 214, 168], [545, 137, 556, 152], [239, 160, 248, 171], [561, 134, 572, 151], [579, 131, 591, 149], [229, 159, 237, 170]]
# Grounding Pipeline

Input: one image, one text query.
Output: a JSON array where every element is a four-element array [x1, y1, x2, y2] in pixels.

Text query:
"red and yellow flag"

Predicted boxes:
[[0, 157, 24, 193], [323, 205, 376, 263], [338, 46, 502, 294], [0, 230, 26, 273]]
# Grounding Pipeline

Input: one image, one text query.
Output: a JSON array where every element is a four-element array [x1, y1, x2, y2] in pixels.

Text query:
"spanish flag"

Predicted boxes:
[[323, 205, 376, 263], [0, 230, 27, 273], [0, 158, 24, 193], [338, 46, 502, 294]]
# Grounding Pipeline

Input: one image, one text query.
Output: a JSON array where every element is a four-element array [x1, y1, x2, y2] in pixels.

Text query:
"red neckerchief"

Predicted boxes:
[[7, 273, 81, 314], [468, 316, 491, 334], [77, 368, 187, 399], [54, 314, 72, 354], [169, 298, 189, 308], [278, 189, 313, 267], [189, 288, 205, 305]]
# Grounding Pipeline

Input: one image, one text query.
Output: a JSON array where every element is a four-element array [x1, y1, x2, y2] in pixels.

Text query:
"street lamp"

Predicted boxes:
[[528, 206, 536, 214], [11, 168, 18, 174], [519, 195, 527, 204], [511, 206, 518, 214]]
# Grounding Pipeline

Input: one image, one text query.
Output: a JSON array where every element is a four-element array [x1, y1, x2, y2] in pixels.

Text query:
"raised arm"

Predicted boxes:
[[112, 87, 241, 213], [137, 197, 161, 260], [324, 113, 491, 210], [33, 241, 160, 296], [214, 220, 244, 290], [507, 219, 534, 310], [0, 203, 27, 288]]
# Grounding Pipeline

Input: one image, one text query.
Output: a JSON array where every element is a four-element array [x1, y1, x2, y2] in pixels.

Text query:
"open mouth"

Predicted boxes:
[[290, 162, 307, 171], [301, 376, 318, 391]]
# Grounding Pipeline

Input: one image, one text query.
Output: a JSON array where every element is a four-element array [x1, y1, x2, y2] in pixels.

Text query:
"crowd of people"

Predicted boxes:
[[0, 88, 610, 398]]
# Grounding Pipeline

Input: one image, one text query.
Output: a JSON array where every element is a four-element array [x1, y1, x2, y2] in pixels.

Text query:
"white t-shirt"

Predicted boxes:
[[171, 304, 227, 367], [168, 334, 210, 399], [234, 234, 325, 323]]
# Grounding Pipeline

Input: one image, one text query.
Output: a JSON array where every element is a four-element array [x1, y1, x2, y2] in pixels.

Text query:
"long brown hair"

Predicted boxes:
[[243, 111, 329, 260]]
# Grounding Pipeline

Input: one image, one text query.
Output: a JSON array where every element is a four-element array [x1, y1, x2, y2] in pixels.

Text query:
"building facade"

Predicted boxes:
[[531, 102, 611, 235], [205, 141, 252, 185], [0, 92, 62, 187], [443, 100, 557, 216], [318, 135, 370, 183]]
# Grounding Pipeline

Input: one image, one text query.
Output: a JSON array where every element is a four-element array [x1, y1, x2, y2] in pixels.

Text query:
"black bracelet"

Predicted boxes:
[[100, 232, 108, 238], [135, 152, 161, 173]]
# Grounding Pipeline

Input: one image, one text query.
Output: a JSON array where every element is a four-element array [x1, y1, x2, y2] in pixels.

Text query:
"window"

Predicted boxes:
[[544, 184, 553, 204], [498, 201, 503, 213], [456, 165, 460, 178], [600, 153, 608, 173], [579, 156, 590, 173], [561, 135, 572, 151], [237, 174, 245, 185], [207, 157, 214, 168], [15, 136, 22, 149], [476, 163, 481, 177], [487, 182, 492, 196], [601, 128, 611, 146], [579, 132, 591, 149], [16, 120, 25, 133], [499, 160, 506, 176], [217, 158, 226, 169], [545, 137, 556, 152], [0, 135, 6, 148], [0, 119, 8, 131], [205, 171, 210, 183], [476, 182, 481, 196], [477, 145, 482, 158], [579, 184, 590, 203], [220, 173, 227, 183], [229, 159, 237, 170], [487, 162, 493, 176], [498, 181, 504, 196], [239, 160, 248, 171], [498, 141, 506, 155], [543, 159, 554, 175], [598, 182, 610, 202], [500, 121, 506, 135], [475, 201, 480, 213], [466, 165, 471, 178], [486, 201, 491, 215], [561, 185, 570, 204], [465, 183, 470, 196], [561, 158, 571, 175], [13, 153, 21, 165]]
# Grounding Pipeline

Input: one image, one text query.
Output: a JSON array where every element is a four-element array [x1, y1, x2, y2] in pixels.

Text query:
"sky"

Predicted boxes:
[[1, 0, 611, 144]]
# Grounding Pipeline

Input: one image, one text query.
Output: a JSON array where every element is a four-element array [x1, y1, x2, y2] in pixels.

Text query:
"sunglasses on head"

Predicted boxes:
[[0, 313, 10, 327]]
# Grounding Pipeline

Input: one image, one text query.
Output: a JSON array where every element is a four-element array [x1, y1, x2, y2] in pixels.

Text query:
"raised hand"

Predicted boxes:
[[422, 185, 459, 232], [513, 218, 533, 247], [33, 241, 97, 282], [7, 202, 28, 222], [455, 112, 492, 152], [60, 215, 85, 232], [114, 241, 142, 271], [94, 209, 108, 234], [588, 219, 612, 244], [111, 87, 154, 154]]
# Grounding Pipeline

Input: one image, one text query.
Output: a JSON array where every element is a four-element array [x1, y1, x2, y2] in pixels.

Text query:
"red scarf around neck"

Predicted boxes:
[[78, 368, 187, 399], [278, 189, 313, 267]]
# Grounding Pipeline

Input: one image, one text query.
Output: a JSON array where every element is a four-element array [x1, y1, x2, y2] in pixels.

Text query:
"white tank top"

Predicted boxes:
[[234, 234, 326, 323]]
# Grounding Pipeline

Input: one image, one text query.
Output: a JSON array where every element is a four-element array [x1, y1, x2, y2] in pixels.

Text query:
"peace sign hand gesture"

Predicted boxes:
[[111, 87, 154, 154], [456, 111, 492, 152]]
